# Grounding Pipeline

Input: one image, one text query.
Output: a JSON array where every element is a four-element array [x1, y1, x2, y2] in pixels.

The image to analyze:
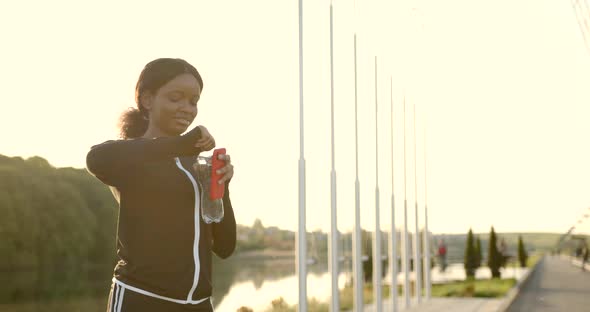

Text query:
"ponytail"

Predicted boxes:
[[119, 107, 148, 139]]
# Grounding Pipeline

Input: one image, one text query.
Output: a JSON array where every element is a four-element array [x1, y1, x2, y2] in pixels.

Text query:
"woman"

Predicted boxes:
[[86, 58, 236, 312]]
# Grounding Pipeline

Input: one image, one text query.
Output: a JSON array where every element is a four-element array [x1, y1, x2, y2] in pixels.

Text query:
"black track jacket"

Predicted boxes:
[[86, 133, 236, 304]]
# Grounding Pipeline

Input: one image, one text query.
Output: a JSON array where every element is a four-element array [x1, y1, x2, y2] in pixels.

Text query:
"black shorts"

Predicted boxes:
[[107, 282, 214, 312]]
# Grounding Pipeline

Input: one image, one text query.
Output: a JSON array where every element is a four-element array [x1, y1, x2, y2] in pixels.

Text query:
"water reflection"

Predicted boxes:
[[211, 256, 337, 310], [0, 259, 528, 312], [212, 260, 529, 311], [214, 271, 349, 312], [0, 265, 112, 312], [379, 263, 528, 285]]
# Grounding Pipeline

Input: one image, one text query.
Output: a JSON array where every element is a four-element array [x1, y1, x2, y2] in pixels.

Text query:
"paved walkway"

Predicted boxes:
[[506, 255, 590, 312], [360, 260, 536, 312]]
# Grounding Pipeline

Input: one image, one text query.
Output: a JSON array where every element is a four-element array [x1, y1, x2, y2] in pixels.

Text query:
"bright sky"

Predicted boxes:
[[1, 0, 589, 235]]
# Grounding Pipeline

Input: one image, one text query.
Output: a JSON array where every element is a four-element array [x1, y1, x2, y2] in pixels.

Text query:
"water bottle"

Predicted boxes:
[[193, 148, 226, 223]]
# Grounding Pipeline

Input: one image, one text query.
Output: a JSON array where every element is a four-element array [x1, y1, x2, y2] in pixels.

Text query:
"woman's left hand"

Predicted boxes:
[[216, 154, 234, 184]]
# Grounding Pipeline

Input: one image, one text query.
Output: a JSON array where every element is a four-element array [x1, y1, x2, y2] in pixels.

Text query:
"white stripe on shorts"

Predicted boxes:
[[116, 285, 126, 312], [113, 284, 120, 312]]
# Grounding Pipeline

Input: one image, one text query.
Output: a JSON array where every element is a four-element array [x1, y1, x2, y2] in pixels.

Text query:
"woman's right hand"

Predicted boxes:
[[194, 125, 215, 152]]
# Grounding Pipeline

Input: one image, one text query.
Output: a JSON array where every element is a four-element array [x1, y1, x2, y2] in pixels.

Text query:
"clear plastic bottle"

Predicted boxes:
[[194, 156, 224, 223]]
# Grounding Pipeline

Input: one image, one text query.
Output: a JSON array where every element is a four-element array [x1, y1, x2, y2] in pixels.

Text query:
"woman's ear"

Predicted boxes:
[[140, 92, 154, 112]]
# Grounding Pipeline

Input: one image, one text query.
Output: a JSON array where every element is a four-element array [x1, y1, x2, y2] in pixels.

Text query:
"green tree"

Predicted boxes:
[[0, 154, 118, 299], [487, 227, 502, 278], [252, 218, 265, 247], [362, 230, 372, 282], [361, 230, 387, 283], [518, 235, 528, 268], [252, 218, 265, 232], [475, 236, 482, 268], [464, 229, 477, 278]]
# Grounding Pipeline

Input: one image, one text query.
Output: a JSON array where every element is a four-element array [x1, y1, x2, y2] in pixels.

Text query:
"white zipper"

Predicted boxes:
[[174, 157, 201, 302]]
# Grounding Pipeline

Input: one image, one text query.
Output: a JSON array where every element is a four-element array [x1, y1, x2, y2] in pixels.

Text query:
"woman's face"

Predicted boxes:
[[143, 73, 202, 137]]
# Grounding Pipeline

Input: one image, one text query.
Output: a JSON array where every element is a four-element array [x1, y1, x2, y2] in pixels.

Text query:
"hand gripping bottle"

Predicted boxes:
[[194, 148, 226, 223]]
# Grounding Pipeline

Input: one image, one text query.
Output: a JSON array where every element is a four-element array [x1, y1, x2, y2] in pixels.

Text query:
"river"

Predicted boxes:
[[0, 257, 528, 312]]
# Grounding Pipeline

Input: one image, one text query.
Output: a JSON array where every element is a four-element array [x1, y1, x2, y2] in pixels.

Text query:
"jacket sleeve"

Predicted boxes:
[[212, 183, 236, 259], [86, 128, 202, 186]]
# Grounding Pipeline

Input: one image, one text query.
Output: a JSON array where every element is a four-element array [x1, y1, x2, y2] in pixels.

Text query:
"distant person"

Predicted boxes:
[[575, 246, 581, 258], [86, 58, 236, 312], [583, 246, 589, 272], [438, 239, 448, 272]]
